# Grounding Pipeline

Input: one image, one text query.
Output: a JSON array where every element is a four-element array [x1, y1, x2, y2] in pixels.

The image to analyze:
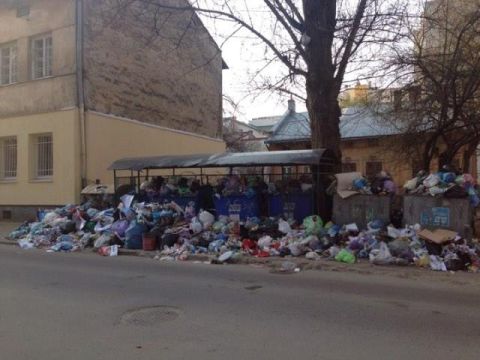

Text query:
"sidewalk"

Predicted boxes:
[[0, 222, 21, 245]]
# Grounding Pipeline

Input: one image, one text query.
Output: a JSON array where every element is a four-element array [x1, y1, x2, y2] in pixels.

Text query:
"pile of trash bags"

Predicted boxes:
[[404, 168, 480, 207], [9, 192, 480, 273], [333, 171, 397, 199], [139, 174, 313, 202]]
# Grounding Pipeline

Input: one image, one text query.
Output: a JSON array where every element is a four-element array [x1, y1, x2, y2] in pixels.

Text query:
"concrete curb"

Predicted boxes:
[[0, 239, 16, 246]]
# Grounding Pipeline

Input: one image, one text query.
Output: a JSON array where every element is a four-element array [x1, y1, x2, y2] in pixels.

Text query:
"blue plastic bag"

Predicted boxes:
[[124, 221, 148, 249]]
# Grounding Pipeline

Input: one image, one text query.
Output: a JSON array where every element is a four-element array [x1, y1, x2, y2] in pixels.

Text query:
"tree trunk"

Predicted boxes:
[[307, 82, 342, 163], [438, 151, 453, 170], [422, 137, 436, 171], [302, 0, 341, 221], [462, 141, 478, 173], [303, 0, 342, 166]]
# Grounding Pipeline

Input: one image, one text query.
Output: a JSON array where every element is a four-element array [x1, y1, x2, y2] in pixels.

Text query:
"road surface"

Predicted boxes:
[[1, 244, 479, 360]]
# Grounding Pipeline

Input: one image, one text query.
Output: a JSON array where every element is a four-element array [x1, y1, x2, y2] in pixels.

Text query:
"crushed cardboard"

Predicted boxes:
[[418, 229, 457, 244]]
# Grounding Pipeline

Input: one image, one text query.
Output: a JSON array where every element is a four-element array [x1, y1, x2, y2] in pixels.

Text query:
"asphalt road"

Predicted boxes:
[[1, 245, 480, 360]]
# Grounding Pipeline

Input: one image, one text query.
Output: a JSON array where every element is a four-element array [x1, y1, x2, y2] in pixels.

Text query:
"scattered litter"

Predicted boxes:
[[98, 245, 119, 257], [8, 172, 480, 275]]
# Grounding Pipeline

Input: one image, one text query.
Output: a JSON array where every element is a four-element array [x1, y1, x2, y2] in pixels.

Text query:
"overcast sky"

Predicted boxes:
[[196, 0, 420, 124], [197, 1, 308, 123]]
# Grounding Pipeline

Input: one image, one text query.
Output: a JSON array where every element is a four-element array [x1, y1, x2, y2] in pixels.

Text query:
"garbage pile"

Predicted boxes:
[[139, 174, 313, 202], [404, 169, 480, 206], [323, 222, 480, 272], [9, 193, 480, 273], [333, 171, 397, 199]]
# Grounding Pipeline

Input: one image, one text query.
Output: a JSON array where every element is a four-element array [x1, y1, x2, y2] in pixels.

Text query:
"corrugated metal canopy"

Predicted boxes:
[[108, 149, 333, 171]]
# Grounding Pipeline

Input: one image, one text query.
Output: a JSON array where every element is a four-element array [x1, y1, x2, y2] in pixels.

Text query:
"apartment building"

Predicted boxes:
[[0, 0, 226, 219]]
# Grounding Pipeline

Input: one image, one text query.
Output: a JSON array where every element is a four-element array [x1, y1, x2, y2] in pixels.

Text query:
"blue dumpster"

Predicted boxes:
[[214, 195, 260, 220], [268, 192, 314, 222]]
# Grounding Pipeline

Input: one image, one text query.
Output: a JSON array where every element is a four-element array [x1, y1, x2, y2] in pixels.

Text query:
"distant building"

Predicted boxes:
[[223, 117, 267, 152], [249, 115, 284, 134], [340, 82, 372, 107], [0, 0, 226, 220], [263, 100, 478, 186]]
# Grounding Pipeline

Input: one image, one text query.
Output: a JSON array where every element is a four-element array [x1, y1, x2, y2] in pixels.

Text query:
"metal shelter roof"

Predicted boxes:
[[108, 149, 334, 171]]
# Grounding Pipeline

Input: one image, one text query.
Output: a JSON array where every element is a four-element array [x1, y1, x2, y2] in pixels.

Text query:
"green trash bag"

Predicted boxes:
[[303, 215, 323, 236], [335, 249, 356, 264]]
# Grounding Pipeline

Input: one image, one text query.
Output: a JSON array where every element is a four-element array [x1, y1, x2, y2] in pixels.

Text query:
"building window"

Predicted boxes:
[[0, 137, 17, 179], [412, 160, 423, 177], [33, 134, 53, 178], [0, 43, 17, 85], [366, 161, 383, 179], [342, 162, 357, 172], [16, 3, 30, 18], [31, 35, 52, 79], [452, 158, 461, 172], [283, 166, 293, 176]]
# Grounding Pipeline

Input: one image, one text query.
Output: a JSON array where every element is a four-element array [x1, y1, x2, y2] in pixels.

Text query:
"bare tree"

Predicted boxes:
[[379, 0, 480, 172], [102, 0, 407, 166]]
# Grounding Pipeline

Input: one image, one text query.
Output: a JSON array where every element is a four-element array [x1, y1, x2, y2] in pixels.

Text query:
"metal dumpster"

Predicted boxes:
[[268, 193, 314, 222], [332, 194, 391, 229], [403, 195, 473, 236]]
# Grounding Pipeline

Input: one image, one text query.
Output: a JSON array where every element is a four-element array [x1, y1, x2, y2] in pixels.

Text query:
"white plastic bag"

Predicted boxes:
[[403, 178, 418, 191], [278, 219, 292, 234], [18, 238, 34, 249], [94, 233, 112, 249], [429, 255, 447, 271], [423, 174, 440, 188], [258, 235, 272, 248], [199, 211, 215, 229], [305, 251, 320, 260], [369, 242, 394, 265], [190, 217, 203, 234], [288, 242, 304, 256], [345, 223, 359, 233]]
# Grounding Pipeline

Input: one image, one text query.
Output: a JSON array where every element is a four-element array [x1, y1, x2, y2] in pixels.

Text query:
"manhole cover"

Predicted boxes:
[[121, 306, 180, 326]]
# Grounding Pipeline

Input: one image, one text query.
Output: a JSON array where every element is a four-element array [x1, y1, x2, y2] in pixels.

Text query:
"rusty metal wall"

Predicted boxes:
[[332, 194, 391, 229], [403, 196, 473, 236]]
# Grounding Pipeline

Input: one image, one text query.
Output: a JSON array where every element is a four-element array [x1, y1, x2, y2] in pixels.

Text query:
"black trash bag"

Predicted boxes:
[[160, 233, 179, 248], [425, 241, 442, 256], [60, 221, 77, 234], [444, 185, 468, 198]]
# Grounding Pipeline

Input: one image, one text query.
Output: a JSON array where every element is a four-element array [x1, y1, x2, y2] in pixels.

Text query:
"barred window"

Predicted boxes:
[[16, 4, 30, 18], [0, 43, 17, 85], [31, 35, 52, 79], [366, 161, 383, 179], [342, 162, 357, 172], [0, 137, 17, 179], [34, 134, 53, 178]]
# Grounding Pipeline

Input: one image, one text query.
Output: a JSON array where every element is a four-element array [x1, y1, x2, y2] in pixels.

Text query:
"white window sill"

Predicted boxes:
[[0, 178, 17, 183], [31, 75, 53, 81], [30, 178, 53, 183]]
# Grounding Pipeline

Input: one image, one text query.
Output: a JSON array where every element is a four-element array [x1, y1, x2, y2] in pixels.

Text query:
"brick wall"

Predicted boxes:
[[83, 0, 223, 138]]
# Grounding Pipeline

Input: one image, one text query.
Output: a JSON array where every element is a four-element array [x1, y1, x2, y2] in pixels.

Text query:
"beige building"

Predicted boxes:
[[0, 0, 226, 220], [262, 100, 478, 187]]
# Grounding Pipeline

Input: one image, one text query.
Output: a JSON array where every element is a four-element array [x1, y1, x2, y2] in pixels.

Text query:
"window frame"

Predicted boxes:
[[365, 161, 383, 179], [31, 34, 53, 80], [31, 133, 53, 179], [0, 136, 17, 180], [16, 4, 30, 18], [342, 162, 357, 173], [0, 42, 17, 85]]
